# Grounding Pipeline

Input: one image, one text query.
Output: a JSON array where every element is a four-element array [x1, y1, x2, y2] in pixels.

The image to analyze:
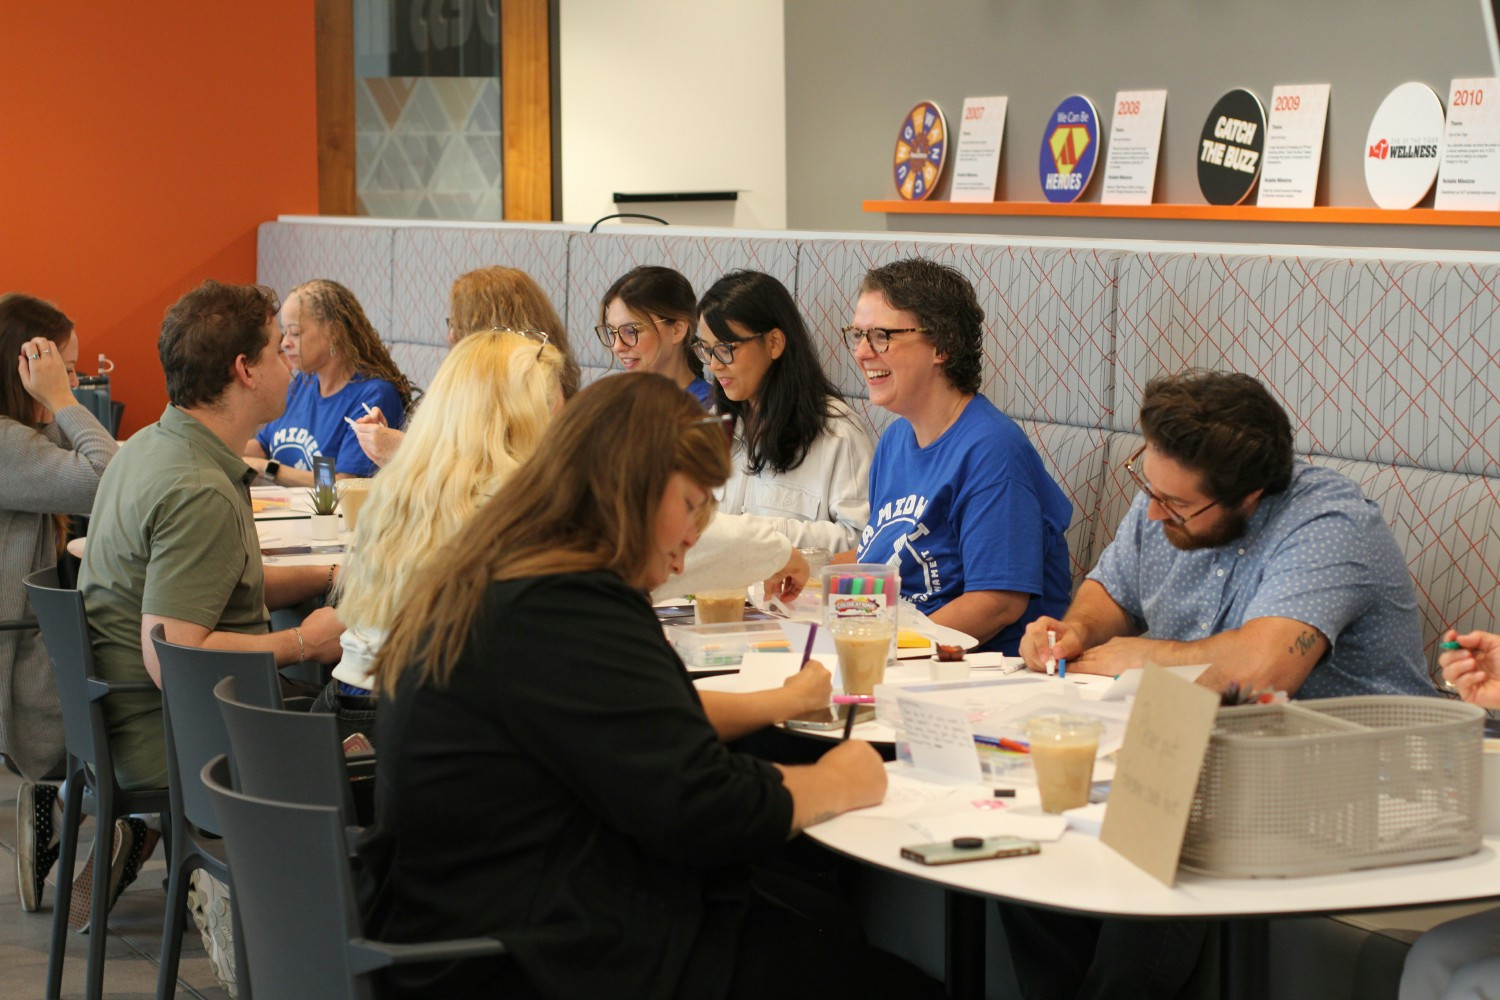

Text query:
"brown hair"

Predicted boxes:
[[159, 281, 279, 409], [0, 292, 74, 428], [860, 258, 985, 395], [600, 265, 703, 378], [287, 279, 416, 409], [1139, 370, 1294, 504], [373, 373, 729, 695], [449, 266, 580, 396]]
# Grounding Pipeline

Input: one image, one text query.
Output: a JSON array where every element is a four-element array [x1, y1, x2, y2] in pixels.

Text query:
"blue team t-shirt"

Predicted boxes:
[[256, 374, 404, 478], [685, 377, 713, 409], [857, 395, 1072, 655]]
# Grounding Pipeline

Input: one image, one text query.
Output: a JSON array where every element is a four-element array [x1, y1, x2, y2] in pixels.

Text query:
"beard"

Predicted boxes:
[[1162, 507, 1250, 551]]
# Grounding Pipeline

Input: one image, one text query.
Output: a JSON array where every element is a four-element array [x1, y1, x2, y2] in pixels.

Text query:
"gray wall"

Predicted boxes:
[[785, 0, 1496, 251]]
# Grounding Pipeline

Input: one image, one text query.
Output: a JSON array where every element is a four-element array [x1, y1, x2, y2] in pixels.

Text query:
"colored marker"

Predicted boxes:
[[361, 402, 377, 417], [1057, 657, 1067, 679], [1440, 640, 1463, 651], [832, 694, 876, 705]]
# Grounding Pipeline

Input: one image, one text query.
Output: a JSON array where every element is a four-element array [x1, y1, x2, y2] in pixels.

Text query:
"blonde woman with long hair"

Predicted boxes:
[[244, 278, 415, 483], [356, 374, 943, 1000], [332, 329, 564, 697]]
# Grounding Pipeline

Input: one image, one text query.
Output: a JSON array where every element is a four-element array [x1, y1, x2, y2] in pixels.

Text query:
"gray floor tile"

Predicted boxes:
[[0, 767, 231, 999]]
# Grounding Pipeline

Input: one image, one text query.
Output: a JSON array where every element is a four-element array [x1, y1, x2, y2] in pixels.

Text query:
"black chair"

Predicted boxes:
[[213, 675, 371, 832], [151, 626, 282, 1000], [201, 755, 506, 1000], [22, 567, 172, 1000]]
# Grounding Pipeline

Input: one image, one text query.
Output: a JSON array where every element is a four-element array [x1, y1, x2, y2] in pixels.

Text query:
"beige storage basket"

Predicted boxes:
[[1181, 696, 1485, 878]]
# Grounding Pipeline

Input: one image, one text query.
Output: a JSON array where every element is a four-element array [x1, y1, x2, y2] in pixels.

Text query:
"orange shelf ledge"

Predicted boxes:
[[862, 200, 1500, 228]]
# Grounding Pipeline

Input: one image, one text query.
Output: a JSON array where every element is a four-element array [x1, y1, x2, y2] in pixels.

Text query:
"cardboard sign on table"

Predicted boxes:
[[1099, 666, 1220, 887]]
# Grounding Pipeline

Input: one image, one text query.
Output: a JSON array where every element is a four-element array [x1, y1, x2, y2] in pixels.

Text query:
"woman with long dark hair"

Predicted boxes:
[[0, 293, 118, 912], [695, 270, 873, 551], [359, 374, 941, 1000]]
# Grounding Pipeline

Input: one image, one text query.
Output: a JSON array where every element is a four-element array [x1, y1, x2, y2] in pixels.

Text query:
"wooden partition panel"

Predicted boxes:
[[502, 0, 553, 221], [314, 0, 356, 216]]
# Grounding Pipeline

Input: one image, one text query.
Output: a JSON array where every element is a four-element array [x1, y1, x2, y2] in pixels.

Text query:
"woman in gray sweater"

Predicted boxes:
[[0, 293, 118, 911]]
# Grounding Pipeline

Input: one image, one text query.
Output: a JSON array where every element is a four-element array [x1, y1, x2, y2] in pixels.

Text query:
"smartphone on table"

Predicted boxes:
[[901, 835, 1040, 865]]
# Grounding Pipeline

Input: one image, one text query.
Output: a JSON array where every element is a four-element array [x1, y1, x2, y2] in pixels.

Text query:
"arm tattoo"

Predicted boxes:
[[1287, 630, 1319, 657]]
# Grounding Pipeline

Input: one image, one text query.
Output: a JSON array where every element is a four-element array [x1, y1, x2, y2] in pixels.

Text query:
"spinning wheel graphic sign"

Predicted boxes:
[[893, 101, 948, 201]]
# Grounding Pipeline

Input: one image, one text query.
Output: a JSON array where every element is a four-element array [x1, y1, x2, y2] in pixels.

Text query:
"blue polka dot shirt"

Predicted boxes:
[[1088, 463, 1433, 699]]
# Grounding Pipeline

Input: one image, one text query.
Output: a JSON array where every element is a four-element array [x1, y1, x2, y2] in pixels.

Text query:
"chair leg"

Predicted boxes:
[[155, 821, 193, 1000], [229, 888, 252, 1000], [45, 767, 84, 1000], [85, 787, 114, 1000]]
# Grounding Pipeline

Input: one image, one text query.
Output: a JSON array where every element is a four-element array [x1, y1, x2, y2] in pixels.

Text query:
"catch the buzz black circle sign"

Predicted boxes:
[[1197, 88, 1266, 205]]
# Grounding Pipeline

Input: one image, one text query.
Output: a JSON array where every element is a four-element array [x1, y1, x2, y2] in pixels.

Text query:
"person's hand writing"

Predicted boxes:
[[17, 337, 76, 416], [1441, 629, 1500, 709], [1070, 636, 1155, 676], [763, 547, 809, 603], [818, 739, 887, 810], [1019, 616, 1085, 672], [295, 606, 346, 664], [352, 411, 404, 468], [781, 659, 833, 716]]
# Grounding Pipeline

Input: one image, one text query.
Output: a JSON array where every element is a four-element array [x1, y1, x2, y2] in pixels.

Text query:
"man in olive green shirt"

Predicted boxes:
[[80, 280, 344, 791]]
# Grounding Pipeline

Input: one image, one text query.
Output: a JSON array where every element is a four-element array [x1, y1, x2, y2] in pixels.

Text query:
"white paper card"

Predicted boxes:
[[1100, 663, 1211, 701], [1437, 78, 1500, 209], [897, 694, 983, 782], [1100, 90, 1167, 205], [915, 810, 1068, 843], [950, 96, 1008, 202], [734, 652, 803, 693], [1257, 84, 1331, 207]]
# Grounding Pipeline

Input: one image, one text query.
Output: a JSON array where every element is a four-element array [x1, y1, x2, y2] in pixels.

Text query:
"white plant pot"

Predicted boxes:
[[309, 513, 340, 540]]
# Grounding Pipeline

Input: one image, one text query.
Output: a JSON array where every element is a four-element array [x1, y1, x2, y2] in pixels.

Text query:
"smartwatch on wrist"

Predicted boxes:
[[264, 459, 281, 481]]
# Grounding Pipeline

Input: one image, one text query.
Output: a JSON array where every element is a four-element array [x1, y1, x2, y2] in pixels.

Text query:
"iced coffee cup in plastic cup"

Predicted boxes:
[[1026, 714, 1103, 813], [339, 479, 374, 533], [694, 588, 746, 625]]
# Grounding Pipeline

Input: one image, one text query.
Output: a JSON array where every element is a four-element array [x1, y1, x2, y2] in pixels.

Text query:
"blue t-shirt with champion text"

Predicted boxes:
[[857, 395, 1072, 654], [256, 374, 404, 478]]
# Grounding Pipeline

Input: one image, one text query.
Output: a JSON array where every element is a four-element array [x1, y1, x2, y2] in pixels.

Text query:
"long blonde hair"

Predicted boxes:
[[336, 330, 565, 637], [374, 374, 730, 695], [449, 266, 580, 396]]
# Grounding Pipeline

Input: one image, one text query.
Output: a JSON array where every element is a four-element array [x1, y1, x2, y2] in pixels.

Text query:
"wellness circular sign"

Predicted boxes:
[[1197, 88, 1266, 205], [893, 101, 947, 201], [1364, 82, 1445, 210], [1038, 95, 1100, 203]]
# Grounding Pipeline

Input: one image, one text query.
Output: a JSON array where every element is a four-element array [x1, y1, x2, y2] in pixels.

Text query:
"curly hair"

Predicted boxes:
[[860, 258, 984, 395], [1139, 370, 1294, 504], [288, 279, 416, 409]]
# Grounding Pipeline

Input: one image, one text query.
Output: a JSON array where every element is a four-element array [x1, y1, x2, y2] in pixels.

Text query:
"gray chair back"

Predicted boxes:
[[202, 756, 507, 1000], [214, 675, 360, 828], [152, 625, 281, 834], [23, 567, 111, 772]]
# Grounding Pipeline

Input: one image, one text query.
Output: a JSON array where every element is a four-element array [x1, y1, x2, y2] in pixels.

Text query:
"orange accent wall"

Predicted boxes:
[[0, 5, 319, 436]]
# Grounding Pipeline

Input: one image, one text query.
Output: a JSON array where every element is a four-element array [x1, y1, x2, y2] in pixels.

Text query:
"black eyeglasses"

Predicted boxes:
[[594, 318, 658, 349], [690, 333, 765, 366], [840, 325, 926, 353], [1123, 446, 1218, 529]]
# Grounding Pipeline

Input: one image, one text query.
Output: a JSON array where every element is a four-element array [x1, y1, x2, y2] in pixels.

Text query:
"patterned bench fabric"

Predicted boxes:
[[1313, 458, 1500, 667], [256, 222, 396, 342], [563, 231, 800, 377], [1016, 421, 1109, 593], [794, 240, 1121, 444], [1116, 253, 1500, 477], [388, 226, 571, 390]]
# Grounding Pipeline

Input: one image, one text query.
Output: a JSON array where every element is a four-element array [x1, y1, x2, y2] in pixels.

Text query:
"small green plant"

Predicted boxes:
[[310, 480, 341, 516]]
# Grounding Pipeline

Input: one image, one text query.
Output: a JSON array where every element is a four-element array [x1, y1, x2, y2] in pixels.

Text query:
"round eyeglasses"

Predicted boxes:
[[594, 319, 658, 349], [690, 333, 765, 366], [1122, 445, 1219, 529], [840, 325, 927, 353]]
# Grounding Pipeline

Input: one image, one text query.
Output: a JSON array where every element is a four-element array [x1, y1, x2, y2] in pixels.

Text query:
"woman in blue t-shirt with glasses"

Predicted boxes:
[[244, 279, 414, 483], [849, 258, 1072, 656]]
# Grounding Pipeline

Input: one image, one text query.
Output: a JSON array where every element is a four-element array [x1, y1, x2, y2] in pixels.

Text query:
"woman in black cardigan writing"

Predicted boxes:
[[358, 373, 941, 1000]]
